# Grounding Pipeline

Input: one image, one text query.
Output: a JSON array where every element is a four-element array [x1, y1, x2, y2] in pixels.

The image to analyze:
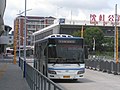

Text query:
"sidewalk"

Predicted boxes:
[[0, 63, 31, 90]]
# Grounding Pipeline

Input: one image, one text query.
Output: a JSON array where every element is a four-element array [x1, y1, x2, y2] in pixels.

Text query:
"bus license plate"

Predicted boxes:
[[63, 76, 70, 78]]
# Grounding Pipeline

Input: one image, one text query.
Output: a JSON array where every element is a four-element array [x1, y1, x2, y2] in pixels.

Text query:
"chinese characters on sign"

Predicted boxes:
[[90, 14, 120, 25]]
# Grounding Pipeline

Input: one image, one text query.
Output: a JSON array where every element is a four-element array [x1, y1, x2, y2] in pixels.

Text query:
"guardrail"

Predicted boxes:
[[85, 59, 120, 75], [19, 58, 63, 90]]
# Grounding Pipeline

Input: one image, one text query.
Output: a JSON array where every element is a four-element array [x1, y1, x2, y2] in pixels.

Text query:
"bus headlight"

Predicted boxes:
[[48, 70, 57, 74], [77, 70, 85, 74]]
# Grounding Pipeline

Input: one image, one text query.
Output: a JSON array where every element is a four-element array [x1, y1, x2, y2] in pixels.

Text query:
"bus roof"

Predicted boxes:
[[32, 23, 59, 36], [44, 34, 73, 38], [44, 36, 83, 40], [35, 35, 83, 43]]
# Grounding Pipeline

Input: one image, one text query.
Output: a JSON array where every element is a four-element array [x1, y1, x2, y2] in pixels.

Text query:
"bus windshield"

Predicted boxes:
[[48, 44, 84, 63]]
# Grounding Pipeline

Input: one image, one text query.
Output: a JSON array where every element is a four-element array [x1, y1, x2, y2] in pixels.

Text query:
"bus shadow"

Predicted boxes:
[[52, 78, 94, 83]]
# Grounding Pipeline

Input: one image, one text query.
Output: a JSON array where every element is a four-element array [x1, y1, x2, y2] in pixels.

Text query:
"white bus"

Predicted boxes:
[[33, 33, 85, 80]]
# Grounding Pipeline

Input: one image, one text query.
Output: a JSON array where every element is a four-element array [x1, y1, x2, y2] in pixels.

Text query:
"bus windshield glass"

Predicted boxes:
[[48, 44, 84, 63]]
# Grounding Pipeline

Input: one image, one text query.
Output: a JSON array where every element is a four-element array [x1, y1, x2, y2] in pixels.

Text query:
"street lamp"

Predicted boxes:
[[56, 7, 63, 18], [18, 9, 32, 15], [70, 10, 72, 24], [93, 37, 95, 58], [17, 9, 32, 67], [23, 0, 27, 78], [93, 37, 95, 51]]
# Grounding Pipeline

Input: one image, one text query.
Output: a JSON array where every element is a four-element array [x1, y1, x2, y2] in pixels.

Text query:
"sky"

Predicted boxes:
[[3, 0, 120, 31]]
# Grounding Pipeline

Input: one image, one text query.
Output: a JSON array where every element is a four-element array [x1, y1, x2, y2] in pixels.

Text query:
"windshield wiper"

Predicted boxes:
[[51, 58, 63, 66]]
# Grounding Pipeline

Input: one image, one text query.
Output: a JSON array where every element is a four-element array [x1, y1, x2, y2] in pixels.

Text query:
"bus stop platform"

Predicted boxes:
[[0, 62, 31, 90]]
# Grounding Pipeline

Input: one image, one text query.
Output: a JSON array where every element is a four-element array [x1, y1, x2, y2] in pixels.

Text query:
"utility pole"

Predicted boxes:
[[81, 26, 83, 38], [18, 15, 21, 66], [17, 9, 32, 67], [114, 4, 119, 64], [13, 19, 19, 64], [116, 27, 119, 63]]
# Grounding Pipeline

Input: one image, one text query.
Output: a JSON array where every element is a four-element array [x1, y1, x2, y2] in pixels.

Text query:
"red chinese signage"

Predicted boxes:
[[90, 14, 120, 25]]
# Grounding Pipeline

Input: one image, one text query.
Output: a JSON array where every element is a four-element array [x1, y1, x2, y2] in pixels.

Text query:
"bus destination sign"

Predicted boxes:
[[58, 40, 75, 44]]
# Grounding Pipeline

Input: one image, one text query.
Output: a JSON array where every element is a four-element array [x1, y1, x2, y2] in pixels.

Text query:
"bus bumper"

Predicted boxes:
[[48, 74, 84, 79]]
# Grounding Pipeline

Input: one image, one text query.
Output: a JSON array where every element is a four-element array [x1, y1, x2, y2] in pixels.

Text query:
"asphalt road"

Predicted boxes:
[[55, 69, 120, 90]]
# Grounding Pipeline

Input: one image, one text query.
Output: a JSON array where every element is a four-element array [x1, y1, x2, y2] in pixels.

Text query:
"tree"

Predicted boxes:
[[72, 27, 104, 51], [72, 30, 81, 37], [102, 37, 114, 52], [84, 27, 104, 51]]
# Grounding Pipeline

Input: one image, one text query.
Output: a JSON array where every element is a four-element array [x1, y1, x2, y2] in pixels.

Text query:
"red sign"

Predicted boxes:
[[90, 14, 120, 25]]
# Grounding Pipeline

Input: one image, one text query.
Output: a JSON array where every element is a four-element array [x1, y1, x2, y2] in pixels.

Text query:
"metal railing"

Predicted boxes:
[[19, 58, 63, 90], [85, 59, 120, 75]]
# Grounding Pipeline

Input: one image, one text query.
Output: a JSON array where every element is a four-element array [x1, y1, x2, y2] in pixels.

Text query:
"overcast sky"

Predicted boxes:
[[3, 0, 120, 31]]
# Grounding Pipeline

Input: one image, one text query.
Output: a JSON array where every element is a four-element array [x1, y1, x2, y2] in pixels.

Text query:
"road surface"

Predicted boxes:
[[55, 69, 120, 90]]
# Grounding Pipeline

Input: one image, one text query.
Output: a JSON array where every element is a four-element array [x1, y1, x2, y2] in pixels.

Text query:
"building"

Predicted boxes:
[[14, 16, 56, 47], [0, 0, 13, 54], [0, 0, 6, 35], [14, 17, 120, 53], [0, 25, 12, 54], [33, 18, 118, 38], [9, 31, 14, 45]]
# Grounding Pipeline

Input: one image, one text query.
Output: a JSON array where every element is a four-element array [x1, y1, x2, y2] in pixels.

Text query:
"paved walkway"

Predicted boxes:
[[0, 63, 31, 90]]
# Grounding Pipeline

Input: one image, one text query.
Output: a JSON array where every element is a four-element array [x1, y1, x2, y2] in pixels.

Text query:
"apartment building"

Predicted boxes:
[[14, 16, 55, 47]]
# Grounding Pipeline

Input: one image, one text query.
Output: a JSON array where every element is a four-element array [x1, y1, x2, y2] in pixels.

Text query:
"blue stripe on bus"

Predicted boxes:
[[48, 68, 85, 70], [49, 37, 82, 39]]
